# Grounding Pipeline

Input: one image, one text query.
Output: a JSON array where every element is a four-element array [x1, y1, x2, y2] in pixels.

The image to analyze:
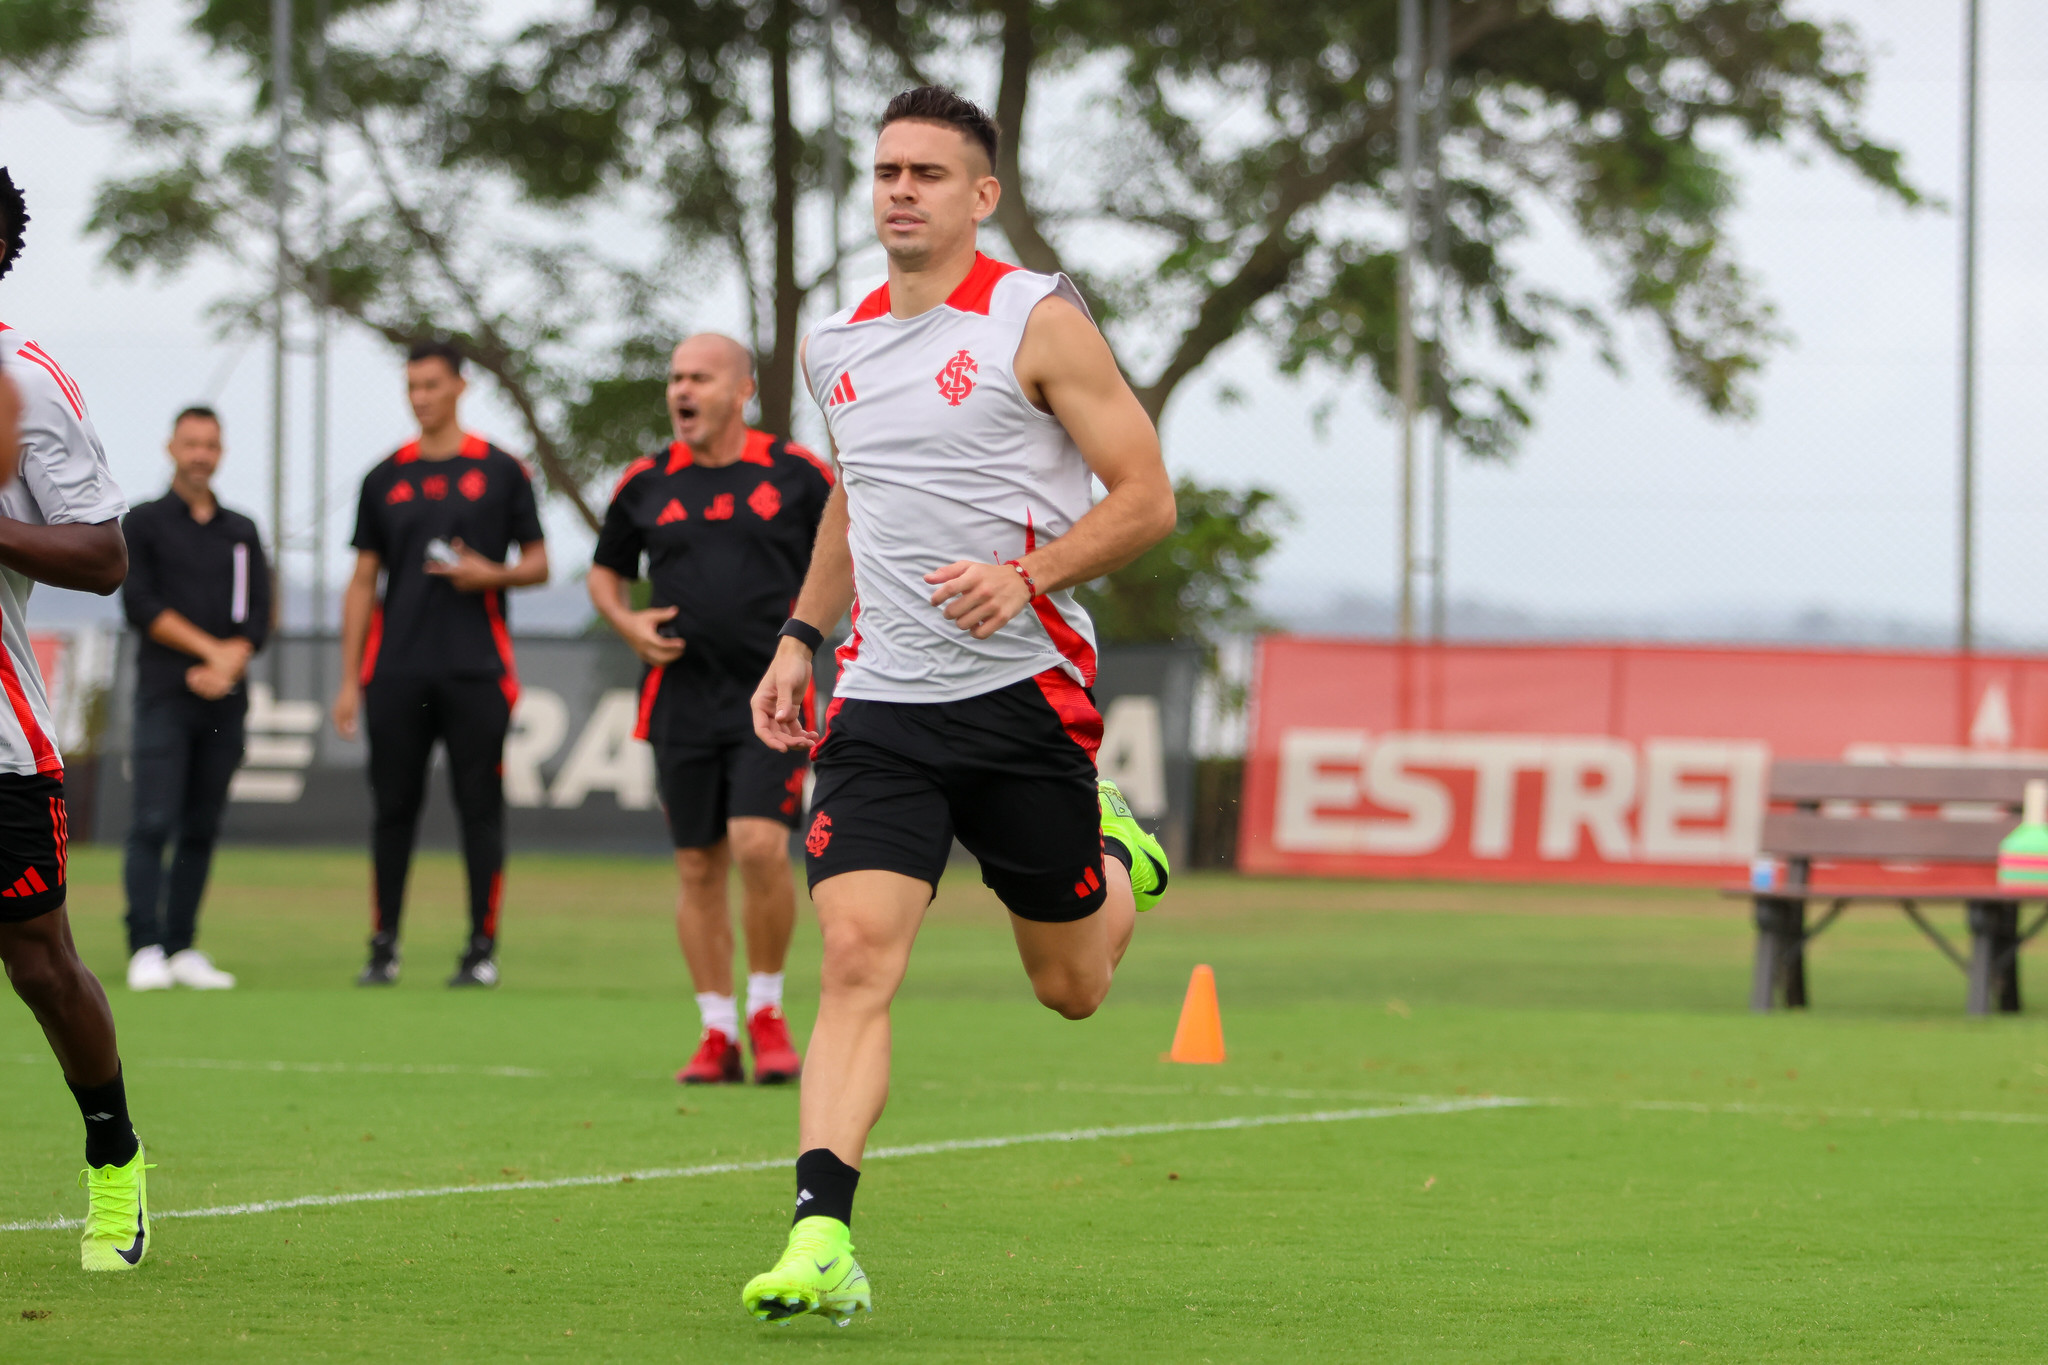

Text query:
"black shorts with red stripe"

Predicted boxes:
[[0, 771, 69, 922], [803, 669, 1106, 923]]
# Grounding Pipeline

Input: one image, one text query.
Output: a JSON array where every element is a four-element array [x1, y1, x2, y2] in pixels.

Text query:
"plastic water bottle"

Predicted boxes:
[[1996, 779, 2048, 887], [1749, 857, 1780, 892]]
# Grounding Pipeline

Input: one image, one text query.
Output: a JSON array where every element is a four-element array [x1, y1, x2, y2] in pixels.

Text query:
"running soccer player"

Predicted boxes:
[[740, 89, 1177, 1324], [589, 334, 832, 1085], [332, 339, 549, 988], [0, 167, 152, 1271], [120, 405, 272, 992]]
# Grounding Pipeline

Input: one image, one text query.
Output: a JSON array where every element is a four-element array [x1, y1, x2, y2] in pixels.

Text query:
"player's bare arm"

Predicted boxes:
[[925, 297, 1176, 639], [0, 369, 19, 484], [0, 518, 127, 596], [588, 562, 684, 667], [753, 479, 854, 753], [426, 537, 549, 593], [332, 549, 380, 739]]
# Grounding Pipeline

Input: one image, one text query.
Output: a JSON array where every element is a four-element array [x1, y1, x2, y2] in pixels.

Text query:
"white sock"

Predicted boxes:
[[745, 972, 784, 1019], [696, 992, 738, 1038]]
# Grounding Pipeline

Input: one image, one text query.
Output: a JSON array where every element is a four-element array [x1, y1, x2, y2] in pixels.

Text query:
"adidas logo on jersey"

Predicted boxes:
[[656, 498, 688, 525], [827, 371, 858, 406]]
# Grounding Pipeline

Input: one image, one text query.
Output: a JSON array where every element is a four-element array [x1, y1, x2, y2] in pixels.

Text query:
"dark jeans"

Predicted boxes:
[[123, 689, 246, 956], [365, 674, 510, 941]]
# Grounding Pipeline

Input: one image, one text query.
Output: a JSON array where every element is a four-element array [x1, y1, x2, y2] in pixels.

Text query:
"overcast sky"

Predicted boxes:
[[1, 0, 2042, 641]]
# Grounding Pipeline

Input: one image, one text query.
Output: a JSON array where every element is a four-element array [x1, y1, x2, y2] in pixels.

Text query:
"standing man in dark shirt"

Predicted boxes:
[[332, 339, 548, 988], [589, 334, 832, 1083], [119, 405, 271, 992]]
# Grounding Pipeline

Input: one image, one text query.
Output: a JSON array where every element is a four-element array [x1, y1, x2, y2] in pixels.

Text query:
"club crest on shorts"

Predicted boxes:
[[935, 349, 978, 406], [806, 810, 834, 858]]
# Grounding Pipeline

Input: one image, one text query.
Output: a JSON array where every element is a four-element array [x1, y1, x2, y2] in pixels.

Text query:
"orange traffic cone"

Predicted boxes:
[[1168, 964, 1226, 1064]]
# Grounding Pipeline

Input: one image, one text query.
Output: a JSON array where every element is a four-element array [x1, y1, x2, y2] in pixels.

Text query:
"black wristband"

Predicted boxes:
[[778, 618, 825, 653]]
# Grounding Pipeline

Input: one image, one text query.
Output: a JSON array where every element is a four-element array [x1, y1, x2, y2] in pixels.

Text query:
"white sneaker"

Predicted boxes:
[[126, 946, 173, 992], [165, 949, 236, 990]]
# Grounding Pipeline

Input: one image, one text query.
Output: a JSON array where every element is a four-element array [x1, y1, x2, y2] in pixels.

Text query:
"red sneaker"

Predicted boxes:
[[676, 1028, 744, 1085], [747, 1006, 803, 1085]]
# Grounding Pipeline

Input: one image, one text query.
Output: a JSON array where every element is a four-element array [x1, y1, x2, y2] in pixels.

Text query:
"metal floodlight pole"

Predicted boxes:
[[269, 0, 292, 663], [312, 0, 331, 638], [1427, 0, 1450, 642], [1957, 0, 1981, 654], [1395, 0, 1422, 642], [824, 0, 846, 309]]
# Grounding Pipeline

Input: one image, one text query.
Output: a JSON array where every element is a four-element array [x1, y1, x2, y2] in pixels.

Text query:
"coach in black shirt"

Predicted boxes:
[[119, 405, 271, 993], [333, 339, 547, 989]]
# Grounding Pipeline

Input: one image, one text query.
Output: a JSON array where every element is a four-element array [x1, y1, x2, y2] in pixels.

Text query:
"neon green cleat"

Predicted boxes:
[[742, 1215, 871, 1326], [1099, 778, 1170, 912], [78, 1145, 151, 1272]]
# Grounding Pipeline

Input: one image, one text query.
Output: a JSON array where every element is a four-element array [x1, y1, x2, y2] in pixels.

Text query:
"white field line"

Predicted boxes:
[[5, 1054, 551, 1079], [0, 1096, 1528, 1233]]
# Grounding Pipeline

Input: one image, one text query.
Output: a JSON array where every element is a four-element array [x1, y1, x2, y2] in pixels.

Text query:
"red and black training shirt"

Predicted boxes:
[[351, 433, 545, 698], [592, 429, 834, 746]]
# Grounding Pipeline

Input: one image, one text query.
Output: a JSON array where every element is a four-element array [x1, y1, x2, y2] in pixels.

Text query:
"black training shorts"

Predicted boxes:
[[657, 735, 810, 849], [804, 670, 1106, 923], [0, 771, 69, 923]]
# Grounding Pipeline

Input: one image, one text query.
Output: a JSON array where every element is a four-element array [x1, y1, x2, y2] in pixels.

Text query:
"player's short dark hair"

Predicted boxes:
[[880, 87, 1001, 169], [406, 338, 466, 376], [0, 168, 27, 284], [172, 405, 221, 432]]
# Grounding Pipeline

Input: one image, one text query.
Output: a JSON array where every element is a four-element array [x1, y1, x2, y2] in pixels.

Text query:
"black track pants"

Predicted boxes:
[[123, 690, 246, 955], [364, 674, 510, 940]]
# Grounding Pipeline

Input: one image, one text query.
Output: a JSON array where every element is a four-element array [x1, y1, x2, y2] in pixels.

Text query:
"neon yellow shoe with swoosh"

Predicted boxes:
[[78, 1145, 152, 1272], [1099, 779, 1170, 912], [742, 1215, 870, 1326]]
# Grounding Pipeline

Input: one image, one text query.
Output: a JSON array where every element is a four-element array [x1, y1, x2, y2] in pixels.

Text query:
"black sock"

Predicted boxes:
[[793, 1148, 860, 1227], [69, 1067, 139, 1169], [1102, 835, 1134, 873]]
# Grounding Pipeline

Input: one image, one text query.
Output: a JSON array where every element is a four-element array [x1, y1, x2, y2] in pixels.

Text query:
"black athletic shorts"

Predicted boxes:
[[656, 736, 810, 849], [0, 771, 69, 923], [804, 670, 1106, 923]]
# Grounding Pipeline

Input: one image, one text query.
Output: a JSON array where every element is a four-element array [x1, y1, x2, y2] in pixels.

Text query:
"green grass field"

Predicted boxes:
[[3, 848, 2047, 1361]]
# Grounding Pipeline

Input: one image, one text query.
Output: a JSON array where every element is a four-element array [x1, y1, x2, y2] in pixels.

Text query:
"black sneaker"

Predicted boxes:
[[357, 932, 400, 987], [447, 935, 499, 989]]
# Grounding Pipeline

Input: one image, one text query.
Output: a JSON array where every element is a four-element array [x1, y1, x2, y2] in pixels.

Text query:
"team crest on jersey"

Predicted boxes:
[[935, 349, 978, 406], [748, 481, 782, 521], [386, 481, 415, 505], [459, 469, 487, 501], [422, 475, 449, 500]]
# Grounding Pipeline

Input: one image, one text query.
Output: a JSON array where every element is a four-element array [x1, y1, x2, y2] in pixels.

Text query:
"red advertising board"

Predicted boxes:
[[1239, 637, 2048, 885]]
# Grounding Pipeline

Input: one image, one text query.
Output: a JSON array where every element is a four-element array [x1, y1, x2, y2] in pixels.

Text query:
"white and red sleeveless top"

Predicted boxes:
[[0, 325, 128, 776], [803, 253, 1100, 704]]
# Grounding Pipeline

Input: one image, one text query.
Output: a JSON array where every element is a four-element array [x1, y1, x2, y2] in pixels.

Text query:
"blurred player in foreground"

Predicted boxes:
[[333, 340, 548, 988], [741, 89, 1177, 1324], [0, 167, 151, 1271], [589, 334, 832, 1084], [120, 405, 272, 992]]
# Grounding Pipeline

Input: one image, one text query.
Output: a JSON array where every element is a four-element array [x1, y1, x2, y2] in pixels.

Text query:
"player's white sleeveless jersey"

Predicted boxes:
[[804, 253, 1100, 704], [0, 326, 128, 776]]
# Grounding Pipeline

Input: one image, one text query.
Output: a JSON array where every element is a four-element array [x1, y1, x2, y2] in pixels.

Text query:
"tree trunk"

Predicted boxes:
[[760, 0, 802, 437], [992, 0, 1064, 277]]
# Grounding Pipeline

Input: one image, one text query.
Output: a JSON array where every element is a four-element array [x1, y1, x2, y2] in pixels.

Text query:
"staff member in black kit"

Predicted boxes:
[[332, 340, 548, 989], [589, 333, 832, 1084], [120, 405, 271, 993]]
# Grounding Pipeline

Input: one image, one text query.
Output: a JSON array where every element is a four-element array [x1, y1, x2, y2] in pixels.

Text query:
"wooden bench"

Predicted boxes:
[[1738, 762, 2048, 1014]]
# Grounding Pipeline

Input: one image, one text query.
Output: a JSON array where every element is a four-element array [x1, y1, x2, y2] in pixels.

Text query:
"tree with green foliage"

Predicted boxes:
[[58, 0, 1914, 643], [1076, 480, 1289, 646], [0, 0, 102, 92]]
